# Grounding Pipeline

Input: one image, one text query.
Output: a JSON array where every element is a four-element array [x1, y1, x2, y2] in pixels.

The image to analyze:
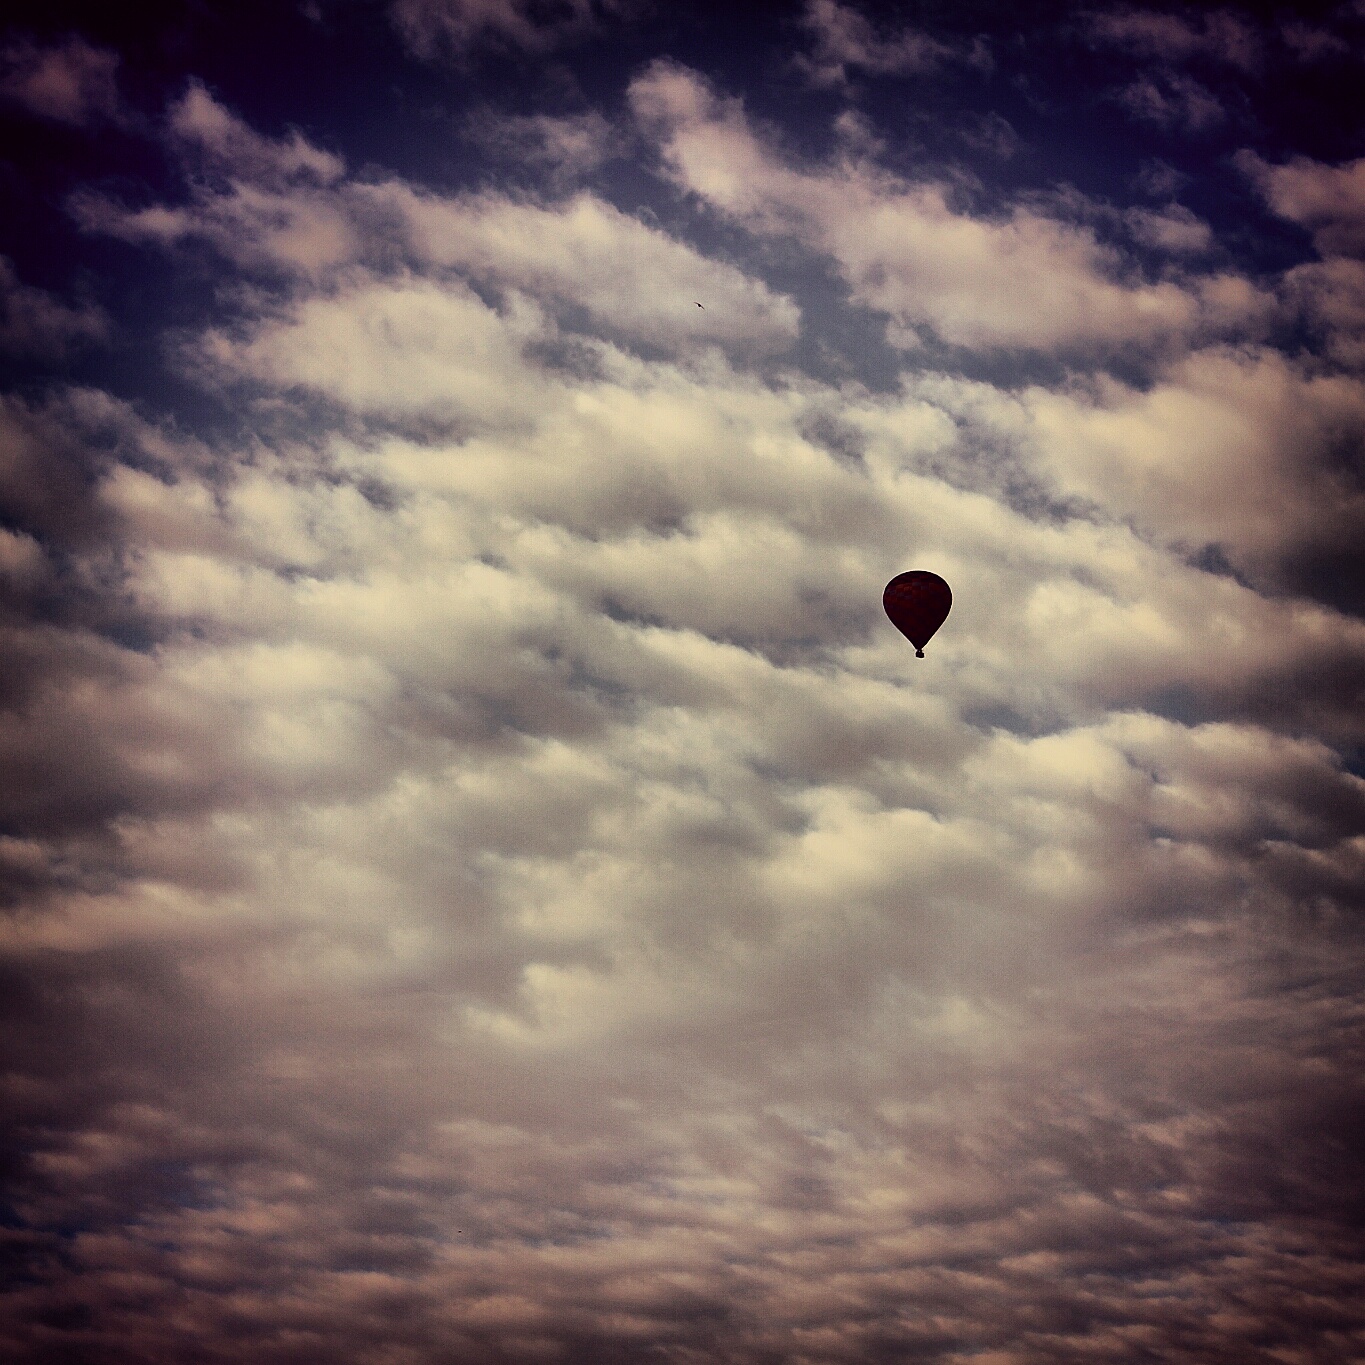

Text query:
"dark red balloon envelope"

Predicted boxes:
[[884, 571, 952, 657]]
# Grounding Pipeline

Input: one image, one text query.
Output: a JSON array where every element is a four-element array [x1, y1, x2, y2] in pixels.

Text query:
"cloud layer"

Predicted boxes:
[[630, 62, 1256, 354], [2, 4, 1364, 1362]]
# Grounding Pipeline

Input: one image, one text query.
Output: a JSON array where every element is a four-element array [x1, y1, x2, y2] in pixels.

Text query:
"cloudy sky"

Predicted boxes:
[[2, 1, 1364, 1360]]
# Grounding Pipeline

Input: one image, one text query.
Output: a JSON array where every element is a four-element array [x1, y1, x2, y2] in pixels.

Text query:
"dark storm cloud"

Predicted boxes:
[[1, 2, 1363, 1362]]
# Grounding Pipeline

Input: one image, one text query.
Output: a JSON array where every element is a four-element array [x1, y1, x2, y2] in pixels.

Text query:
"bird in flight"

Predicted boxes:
[[694, 302, 705, 309]]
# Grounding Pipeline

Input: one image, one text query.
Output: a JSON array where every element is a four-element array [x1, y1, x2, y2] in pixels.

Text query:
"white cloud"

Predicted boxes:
[[1280, 19, 1350, 61], [957, 111, 1020, 159], [7, 309, 1365, 1364], [78, 85, 799, 358], [1113, 71, 1225, 131], [73, 84, 355, 279], [0, 36, 120, 125], [75, 179, 361, 279], [796, 0, 988, 87], [0, 257, 107, 357], [905, 347, 1365, 586], [1125, 203, 1213, 254], [1240, 152, 1365, 258], [1081, 10, 1253, 133], [369, 185, 801, 353], [1282, 256, 1365, 368], [1133, 158, 1188, 198], [465, 108, 617, 180], [10, 341, 1365, 1347], [1082, 7, 1261, 71], [196, 273, 553, 426], [1241, 153, 1365, 365], [7, 63, 1365, 1365], [168, 79, 346, 186], [630, 62, 1235, 354]]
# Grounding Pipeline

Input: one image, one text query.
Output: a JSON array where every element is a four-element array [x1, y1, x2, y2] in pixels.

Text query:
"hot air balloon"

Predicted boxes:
[[884, 571, 951, 657]]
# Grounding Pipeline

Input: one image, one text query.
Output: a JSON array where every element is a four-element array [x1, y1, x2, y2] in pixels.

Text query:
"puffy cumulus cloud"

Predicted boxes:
[[167, 79, 347, 187], [1281, 256, 1365, 369], [196, 274, 556, 427], [1241, 152, 1365, 259], [629, 62, 1256, 356], [898, 348, 1365, 603], [6, 245, 1365, 1358], [0, 257, 107, 358], [365, 185, 801, 354], [73, 84, 356, 279], [5, 62, 1365, 1365], [796, 0, 989, 87], [0, 388, 169, 566], [390, 0, 634, 58], [1241, 153, 1365, 368], [0, 35, 120, 125]]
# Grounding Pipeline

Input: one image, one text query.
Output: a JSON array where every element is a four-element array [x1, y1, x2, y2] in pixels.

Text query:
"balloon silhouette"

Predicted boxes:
[[884, 571, 952, 657]]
